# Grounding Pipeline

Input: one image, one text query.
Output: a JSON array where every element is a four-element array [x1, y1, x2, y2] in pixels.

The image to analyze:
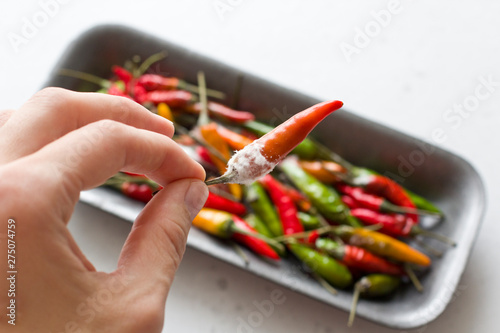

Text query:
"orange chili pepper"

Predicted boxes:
[[299, 160, 345, 184], [216, 124, 253, 150], [200, 123, 242, 199]]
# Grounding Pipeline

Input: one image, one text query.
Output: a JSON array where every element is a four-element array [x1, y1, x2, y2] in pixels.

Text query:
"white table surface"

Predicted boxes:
[[1, 1, 498, 332]]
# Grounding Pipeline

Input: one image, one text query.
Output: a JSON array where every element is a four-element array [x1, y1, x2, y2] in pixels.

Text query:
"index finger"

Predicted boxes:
[[0, 88, 174, 164]]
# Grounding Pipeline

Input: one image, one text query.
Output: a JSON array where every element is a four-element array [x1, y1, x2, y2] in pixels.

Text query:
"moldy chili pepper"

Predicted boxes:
[[314, 238, 404, 276], [245, 182, 283, 237], [348, 274, 401, 327], [259, 175, 303, 236], [332, 226, 431, 266], [192, 208, 281, 260], [242, 121, 321, 160], [288, 243, 352, 289], [204, 191, 247, 216], [279, 159, 362, 227], [205, 100, 344, 186]]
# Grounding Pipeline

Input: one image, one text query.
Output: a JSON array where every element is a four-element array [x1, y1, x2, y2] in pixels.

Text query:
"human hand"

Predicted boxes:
[[0, 88, 208, 332]]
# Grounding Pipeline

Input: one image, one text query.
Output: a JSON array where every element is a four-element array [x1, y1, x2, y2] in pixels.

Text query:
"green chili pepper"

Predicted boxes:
[[244, 214, 273, 238], [280, 160, 362, 227], [348, 274, 401, 326], [297, 212, 321, 230], [405, 189, 442, 215], [245, 183, 283, 236], [288, 243, 352, 289]]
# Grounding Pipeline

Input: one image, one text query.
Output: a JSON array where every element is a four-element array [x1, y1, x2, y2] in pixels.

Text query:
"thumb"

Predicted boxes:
[[117, 178, 208, 295]]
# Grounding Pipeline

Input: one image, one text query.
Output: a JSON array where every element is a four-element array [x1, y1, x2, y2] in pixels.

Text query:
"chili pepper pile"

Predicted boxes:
[[67, 53, 455, 326]]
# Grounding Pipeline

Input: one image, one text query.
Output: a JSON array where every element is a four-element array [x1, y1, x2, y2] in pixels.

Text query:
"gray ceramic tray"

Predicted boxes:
[[44, 25, 486, 329]]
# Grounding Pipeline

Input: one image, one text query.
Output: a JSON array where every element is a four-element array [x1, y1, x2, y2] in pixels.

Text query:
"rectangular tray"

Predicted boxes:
[[44, 25, 486, 329]]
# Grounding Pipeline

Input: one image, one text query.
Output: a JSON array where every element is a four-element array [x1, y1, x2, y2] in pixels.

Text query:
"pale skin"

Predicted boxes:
[[0, 88, 208, 332]]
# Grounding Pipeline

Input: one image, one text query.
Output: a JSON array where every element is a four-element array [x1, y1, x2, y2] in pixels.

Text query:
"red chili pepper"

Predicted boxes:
[[138, 90, 195, 107], [259, 175, 303, 235], [193, 209, 281, 260], [282, 184, 312, 212], [350, 208, 456, 245], [204, 191, 247, 216], [339, 183, 420, 216], [358, 174, 418, 224], [136, 74, 181, 91], [350, 208, 413, 237], [121, 182, 153, 203], [112, 65, 133, 85], [314, 238, 404, 275], [107, 84, 131, 99], [196, 146, 214, 166], [342, 245, 404, 275], [206, 100, 343, 185], [122, 171, 147, 178], [188, 102, 255, 123], [307, 230, 320, 244], [341, 195, 360, 210], [231, 215, 280, 260]]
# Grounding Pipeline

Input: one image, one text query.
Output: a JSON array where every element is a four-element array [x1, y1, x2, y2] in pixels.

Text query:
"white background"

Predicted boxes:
[[1, 1, 499, 332]]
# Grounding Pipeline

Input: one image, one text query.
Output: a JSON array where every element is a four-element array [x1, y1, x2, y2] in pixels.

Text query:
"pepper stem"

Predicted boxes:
[[273, 226, 335, 243], [231, 242, 250, 266], [405, 263, 424, 292], [58, 68, 110, 88], [174, 124, 229, 163], [205, 171, 238, 186], [348, 283, 362, 327], [412, 226, 456, 247], [312, 273, 338, 295], [136, 51, 168, 76], [197, 71, 210, 127], [180, 81, 226, 100], [383, 202, 444, 218], [414, 238, 443, 258]]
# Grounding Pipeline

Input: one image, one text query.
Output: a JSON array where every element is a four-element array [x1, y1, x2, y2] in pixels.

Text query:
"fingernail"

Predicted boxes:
[[184, 180, 208, 220]]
